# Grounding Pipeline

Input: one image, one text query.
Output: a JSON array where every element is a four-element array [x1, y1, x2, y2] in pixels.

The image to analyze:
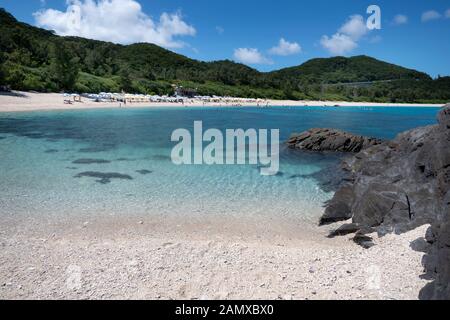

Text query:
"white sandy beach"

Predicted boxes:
[[0, 91, 445, 112], [0, 212, 431, 300]]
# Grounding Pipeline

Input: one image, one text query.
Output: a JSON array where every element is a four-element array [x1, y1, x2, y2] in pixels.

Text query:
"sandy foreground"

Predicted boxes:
[[0, 91, 445, 112], [0, 210, 431, 300]]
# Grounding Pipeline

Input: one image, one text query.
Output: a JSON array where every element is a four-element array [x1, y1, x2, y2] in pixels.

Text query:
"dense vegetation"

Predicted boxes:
[[1, 8, 449, 103]]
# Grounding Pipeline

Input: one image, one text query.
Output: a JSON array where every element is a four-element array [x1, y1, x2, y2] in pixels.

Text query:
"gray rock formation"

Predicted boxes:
[[287, 128, 383, 153], [317, 104, 450, 300]]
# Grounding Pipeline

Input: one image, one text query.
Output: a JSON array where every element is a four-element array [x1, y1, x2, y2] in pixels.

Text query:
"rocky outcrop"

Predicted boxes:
[[287, 128, 383, 153], [317, 104, 450, 300], [419, 105, 450, 300]]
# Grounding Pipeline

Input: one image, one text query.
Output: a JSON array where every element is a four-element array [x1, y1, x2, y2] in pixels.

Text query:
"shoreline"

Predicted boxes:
[[0, 91, 445, 113]]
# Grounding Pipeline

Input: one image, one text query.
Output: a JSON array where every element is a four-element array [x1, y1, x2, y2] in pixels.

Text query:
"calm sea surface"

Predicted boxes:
[[0, 106, 441, 226]]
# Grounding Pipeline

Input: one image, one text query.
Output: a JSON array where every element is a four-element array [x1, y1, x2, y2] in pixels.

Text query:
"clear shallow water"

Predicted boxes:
[[0, 106, 441, 226]]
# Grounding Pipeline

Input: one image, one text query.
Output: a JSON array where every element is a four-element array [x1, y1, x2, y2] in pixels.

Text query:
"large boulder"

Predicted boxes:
[[287, 128, 383, 153]]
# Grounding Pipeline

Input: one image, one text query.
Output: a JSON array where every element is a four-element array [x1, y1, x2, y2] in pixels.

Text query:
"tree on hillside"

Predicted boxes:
[[0, 52, 6, 85], [119, 68, 133, 93], [5, 67, 25, 89], [0, 52, 7, 85], [51, 42, 80, 91]]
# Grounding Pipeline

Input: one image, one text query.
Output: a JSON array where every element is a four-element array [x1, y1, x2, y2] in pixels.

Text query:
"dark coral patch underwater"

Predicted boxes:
[[74, 171, 133, 184], [72, 159, 111, 164], [136, 170, 153, 175], [116, 158, 137, 162]]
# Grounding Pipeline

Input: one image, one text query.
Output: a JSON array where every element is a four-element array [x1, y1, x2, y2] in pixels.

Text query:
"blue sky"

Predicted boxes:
[[1, 0, 450, 77]]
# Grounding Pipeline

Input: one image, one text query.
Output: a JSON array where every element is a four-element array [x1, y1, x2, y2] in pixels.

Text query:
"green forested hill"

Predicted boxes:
[[269, 55, 430, 84], [1, 8, 449, 103]]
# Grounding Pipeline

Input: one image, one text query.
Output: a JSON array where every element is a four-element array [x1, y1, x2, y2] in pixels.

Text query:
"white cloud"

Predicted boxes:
[[320, 34, 358, 56], [338, 15, 368, 40], [320, 15, 369, 55], [421, 10, 442, 22], [33, 0, 196, 48], [445, 9, 450, 18], [393, 14, 408, 25], [269, 38, 301, 56], [233, 48, 272, 65]]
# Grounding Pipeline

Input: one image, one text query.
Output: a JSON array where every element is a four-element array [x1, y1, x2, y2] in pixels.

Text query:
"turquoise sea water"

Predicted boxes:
[[0, 106, 441, 226]]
